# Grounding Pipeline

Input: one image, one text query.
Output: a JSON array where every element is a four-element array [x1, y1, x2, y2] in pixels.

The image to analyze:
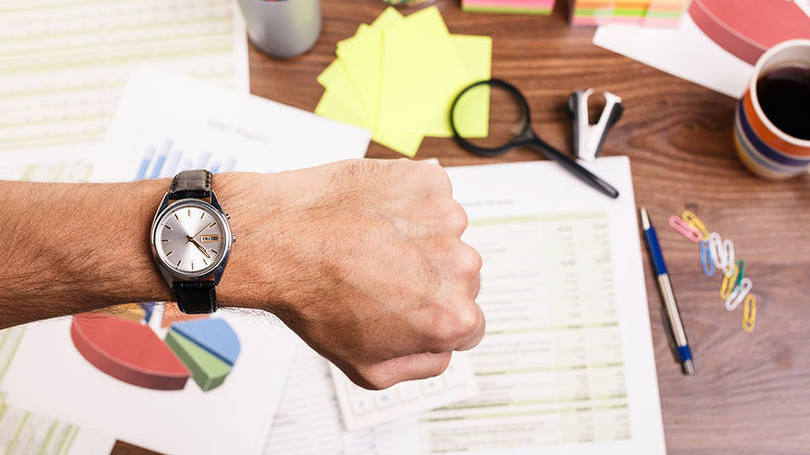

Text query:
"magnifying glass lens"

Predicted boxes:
[[451, 82, 529, 150]]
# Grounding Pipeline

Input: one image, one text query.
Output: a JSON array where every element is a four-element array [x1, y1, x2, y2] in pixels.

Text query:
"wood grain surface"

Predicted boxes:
[[113, 1, 810, 454]]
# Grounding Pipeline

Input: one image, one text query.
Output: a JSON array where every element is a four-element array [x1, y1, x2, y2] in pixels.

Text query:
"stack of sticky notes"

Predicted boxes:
[[314, 6, 492, 157], [569, 0, 689, 26], [462, 0, 556, 14]]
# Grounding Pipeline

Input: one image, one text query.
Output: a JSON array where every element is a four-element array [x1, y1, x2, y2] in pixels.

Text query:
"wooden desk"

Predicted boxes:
[[113, 1, 810, 454]]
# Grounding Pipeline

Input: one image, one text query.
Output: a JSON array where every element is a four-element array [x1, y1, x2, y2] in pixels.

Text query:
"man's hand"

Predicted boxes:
[[217, 159, 485, 389]]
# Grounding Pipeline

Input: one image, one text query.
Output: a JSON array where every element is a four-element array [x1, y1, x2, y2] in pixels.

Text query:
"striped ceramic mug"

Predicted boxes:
[[735, 39, 810, 179]]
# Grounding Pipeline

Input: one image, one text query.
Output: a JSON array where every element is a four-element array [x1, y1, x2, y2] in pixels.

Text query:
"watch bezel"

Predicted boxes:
[[150, 198, 232, 280]]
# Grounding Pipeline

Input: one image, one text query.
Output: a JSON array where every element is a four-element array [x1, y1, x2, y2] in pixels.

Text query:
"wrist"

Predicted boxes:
[[208, 172, 291, 313]]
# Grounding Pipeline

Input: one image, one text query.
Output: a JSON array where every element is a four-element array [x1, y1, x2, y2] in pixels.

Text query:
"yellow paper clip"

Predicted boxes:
[[720, 263, 739, 300], [681, 210, 709, 240], [724, 277, 752, 311], [742, 294, 757, 333]]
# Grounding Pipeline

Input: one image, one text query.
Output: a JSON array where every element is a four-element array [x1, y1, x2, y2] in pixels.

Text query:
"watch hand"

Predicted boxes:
[[190, 222, 215, 240], [186, 236, 211, 258]]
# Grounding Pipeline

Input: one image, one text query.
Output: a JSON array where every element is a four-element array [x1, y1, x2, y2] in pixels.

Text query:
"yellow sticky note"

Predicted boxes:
[[315, 89, 369, 130], [336, 25, 380, 118], [399, 5, 449, 35], [371, 6, 404, 29], [377, 8, 468, 150], [335, 9, 404, 123], [424, 34, 492, 138], [317, 60, 371, 129]]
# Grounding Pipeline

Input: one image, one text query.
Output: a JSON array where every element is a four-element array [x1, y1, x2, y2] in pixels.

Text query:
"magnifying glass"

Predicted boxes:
[[449, 79, 620, 199]]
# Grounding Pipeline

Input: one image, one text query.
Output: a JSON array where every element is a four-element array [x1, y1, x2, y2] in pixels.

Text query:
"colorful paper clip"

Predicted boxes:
[[699, 240, 714, 276], [720, 263, 739, 300], [742, 294, 757, 333], [681, 210, 709, 240], [669, 215, 702, 242], [733, 259, 745, 289], [722, 239, 735, 274], [725, 277, 752, 311], [709, 232, 726, 270]]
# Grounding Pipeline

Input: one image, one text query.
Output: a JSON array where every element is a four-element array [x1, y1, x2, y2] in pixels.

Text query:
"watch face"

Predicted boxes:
[[154, 200, 229, 277]]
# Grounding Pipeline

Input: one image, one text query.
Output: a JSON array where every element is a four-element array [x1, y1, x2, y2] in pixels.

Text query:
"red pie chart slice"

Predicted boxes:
[[689, 0, 810, 65], [71, 313, 191, 390]]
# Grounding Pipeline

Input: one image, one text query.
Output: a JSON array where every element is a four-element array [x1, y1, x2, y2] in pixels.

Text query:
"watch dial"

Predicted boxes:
[[156, 204, 226, 274]]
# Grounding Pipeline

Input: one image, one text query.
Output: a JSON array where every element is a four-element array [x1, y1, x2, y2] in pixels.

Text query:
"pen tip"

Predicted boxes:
[[682, 359, 695, 375], [639, 207, 650, 230]]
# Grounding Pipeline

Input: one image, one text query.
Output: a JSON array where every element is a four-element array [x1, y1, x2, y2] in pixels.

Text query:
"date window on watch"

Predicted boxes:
[[200, 234, 221, 243]]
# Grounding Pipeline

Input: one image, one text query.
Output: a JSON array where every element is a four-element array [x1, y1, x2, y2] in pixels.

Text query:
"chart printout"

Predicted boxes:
[[421, 157, 666, 455], [0, 0, 248, 158], [422, 212, 630, 451]]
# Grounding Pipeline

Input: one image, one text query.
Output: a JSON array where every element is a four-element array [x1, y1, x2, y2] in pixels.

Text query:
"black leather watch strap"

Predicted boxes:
[[169, 169, 217, 314], [173, 281, 218, 314], [169, 169, 212, 200]]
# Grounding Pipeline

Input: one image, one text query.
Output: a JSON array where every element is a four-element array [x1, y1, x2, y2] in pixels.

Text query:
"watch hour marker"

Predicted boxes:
[[164, 225, 173, 231], [211, 249, 218, 255], [200, 212, 205, 220], [208, 222, 216, 228], [188, 209, 191, 218], [166, 250, 174, 256], [191, 261, 195, 270], [176, 260, 182, 268], [174, 213, 179, 221], [161, 239, 169, 243]]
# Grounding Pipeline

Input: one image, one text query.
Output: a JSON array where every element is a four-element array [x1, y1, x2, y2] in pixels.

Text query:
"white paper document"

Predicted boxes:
[[0, 390, 115, 455], [264, 340, 418, 455], [93, 68, 371, 181], [330, 352, 478, 431], [2, 311, 297, 455], [593, 15, 753, 98], [0, 0, 248, 160], [416, 157, 666, 454]]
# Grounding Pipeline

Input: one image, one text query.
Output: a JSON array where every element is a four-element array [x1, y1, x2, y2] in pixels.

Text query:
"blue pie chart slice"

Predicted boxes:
[[170, 318, 241, 366]]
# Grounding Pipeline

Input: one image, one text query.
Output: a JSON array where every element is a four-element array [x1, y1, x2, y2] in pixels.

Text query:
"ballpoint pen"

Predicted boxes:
[[639, 207, 695, 376]]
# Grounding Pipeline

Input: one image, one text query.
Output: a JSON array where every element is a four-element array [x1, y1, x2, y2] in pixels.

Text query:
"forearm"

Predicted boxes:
[[0, 178, 167, 327], [0, 173, 275, 329]]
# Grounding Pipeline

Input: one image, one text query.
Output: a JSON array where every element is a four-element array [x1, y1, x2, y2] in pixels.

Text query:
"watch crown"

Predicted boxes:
[[225, 213, 230, 220], [231, 234, 236, 243]]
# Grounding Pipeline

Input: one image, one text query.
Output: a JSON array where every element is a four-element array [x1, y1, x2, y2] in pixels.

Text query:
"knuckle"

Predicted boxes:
[[454, 304, 481, 336], [444, 202, 468, 234], [425, 165, 452, 195], [426, 303, 479, 347], [450, 243, 483, 276], [425, 307, 461, 348]]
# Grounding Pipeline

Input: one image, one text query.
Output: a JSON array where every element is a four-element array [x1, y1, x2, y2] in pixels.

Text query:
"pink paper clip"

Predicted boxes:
[[668, 215, 702, 242]]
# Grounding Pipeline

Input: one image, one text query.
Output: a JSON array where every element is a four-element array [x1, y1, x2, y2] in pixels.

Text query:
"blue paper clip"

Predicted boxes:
[[699, 240, 714, 276]]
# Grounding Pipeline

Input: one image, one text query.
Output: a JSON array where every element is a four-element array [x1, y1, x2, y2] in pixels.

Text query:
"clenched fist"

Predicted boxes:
[[216, 159, 485, 389]]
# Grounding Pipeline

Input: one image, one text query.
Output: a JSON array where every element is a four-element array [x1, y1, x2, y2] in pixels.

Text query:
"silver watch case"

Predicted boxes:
[[150, 191, 232, 287]]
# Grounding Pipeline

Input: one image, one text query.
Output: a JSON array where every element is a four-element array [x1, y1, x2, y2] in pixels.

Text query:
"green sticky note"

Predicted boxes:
[[165, 329, 231, 392], [377, 7, 468, 150], [424, 34, 492, 138]]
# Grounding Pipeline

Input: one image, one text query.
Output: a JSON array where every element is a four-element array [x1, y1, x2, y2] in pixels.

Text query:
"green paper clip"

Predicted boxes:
[[733, 259, 745, 289]]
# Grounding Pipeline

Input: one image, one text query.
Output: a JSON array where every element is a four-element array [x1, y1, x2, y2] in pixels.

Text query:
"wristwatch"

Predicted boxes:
[[150, 170, 234, 314]]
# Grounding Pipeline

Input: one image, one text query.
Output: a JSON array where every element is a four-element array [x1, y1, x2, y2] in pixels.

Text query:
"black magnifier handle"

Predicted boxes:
[[527, 139, 620, 199]]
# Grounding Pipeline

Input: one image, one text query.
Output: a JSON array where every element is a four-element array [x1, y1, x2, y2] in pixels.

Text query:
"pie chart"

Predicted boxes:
[[70, 303, 241, 392], [689, 0, 810, 65]]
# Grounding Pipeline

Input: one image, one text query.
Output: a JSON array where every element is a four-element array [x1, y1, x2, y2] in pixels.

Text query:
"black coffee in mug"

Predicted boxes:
[[756, 64, 810, 140]]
